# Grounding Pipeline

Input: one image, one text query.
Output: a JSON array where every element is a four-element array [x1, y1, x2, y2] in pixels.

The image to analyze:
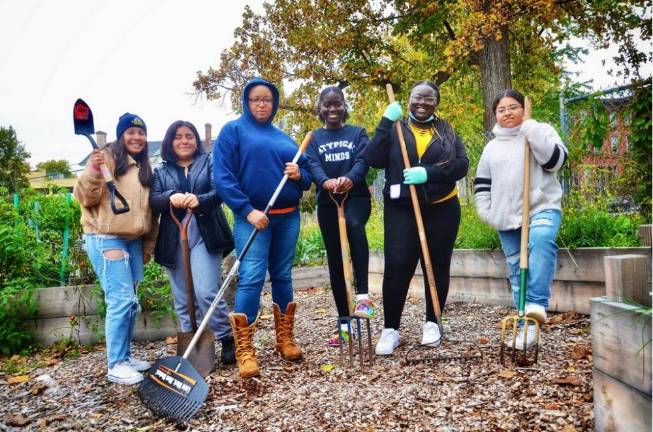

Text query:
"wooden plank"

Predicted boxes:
[[604, 255, 651, 306], [593, 368, 652, 432], [591, 297, 652, 395], [26, 312, 177, 346]]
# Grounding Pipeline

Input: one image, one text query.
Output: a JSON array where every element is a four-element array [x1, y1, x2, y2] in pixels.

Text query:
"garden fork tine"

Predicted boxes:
[[499, 96, 541, 366]]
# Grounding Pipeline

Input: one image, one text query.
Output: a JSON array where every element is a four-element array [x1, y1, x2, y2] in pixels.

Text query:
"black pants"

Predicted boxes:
[[382, 197, 460, 329], [317, 196, 371, 317]]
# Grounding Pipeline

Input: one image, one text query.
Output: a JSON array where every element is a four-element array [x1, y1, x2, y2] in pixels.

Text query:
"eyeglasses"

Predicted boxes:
[[411, 95, 437, 104], [496, 105, 522, 115], [248, 97, 273, 105]]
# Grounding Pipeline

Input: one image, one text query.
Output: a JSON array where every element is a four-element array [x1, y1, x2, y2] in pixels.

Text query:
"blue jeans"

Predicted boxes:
[[165, 215, 231, 340], [233, 210, 300, 323], [84, 234, 144, 368], [498, 210, 561, 309]]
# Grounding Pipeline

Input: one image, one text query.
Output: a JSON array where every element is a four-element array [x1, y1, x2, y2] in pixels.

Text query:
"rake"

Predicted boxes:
[[138, 132, 313, 424], [385, 84, 482, 365], [499, 96, 541, 366]]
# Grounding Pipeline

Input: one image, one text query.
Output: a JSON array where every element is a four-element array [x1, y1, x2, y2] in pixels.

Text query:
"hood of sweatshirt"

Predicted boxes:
[[241, 77, 280, 126]]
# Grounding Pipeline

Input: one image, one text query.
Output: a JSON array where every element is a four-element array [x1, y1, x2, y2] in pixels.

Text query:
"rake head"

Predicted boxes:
[[499, 315, 540, 366], [138, 356, 209, 424]]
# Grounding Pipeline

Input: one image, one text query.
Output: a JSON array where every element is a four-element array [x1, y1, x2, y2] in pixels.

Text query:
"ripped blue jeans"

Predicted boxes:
[[498, 210, 561, 310], [84, 234, 144, 368]]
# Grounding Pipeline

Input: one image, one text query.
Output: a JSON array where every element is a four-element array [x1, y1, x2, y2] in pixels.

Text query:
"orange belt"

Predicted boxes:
[[268, 206, 297, 215]]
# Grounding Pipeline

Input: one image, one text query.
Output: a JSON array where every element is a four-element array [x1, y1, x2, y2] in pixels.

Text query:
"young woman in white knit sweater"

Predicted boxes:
[[474, 89, 568, 349]]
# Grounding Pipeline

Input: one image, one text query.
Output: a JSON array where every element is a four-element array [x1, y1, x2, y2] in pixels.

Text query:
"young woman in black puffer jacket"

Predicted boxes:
[[150, 120, 235, 365]]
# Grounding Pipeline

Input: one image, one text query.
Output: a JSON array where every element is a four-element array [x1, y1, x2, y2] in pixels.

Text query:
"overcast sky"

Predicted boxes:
[[0, 1, 648, 168]]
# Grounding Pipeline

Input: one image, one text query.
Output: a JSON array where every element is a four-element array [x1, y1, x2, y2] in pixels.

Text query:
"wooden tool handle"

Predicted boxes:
[[520, 96, 532, 267], [385, 83, 442, 331]]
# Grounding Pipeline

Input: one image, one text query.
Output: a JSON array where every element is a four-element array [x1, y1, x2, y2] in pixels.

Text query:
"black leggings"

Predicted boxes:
[[382, 197, 460, 329], [317, 196, 371, 317]]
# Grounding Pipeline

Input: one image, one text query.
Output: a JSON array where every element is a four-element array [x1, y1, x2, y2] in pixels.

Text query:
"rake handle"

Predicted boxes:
[[179, 131, 313, 361], [386, 83, 443, 334]]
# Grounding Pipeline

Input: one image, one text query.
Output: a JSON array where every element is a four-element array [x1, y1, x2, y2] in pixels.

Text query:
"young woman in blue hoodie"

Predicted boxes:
[[213, 78, 312, 378], [305, 86, 374, 347]]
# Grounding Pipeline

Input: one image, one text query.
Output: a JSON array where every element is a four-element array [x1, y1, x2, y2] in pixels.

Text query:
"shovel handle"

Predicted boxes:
[[518, 97, 532, 315], [386, 83, 443, 335], [170, 205, 197, 332]]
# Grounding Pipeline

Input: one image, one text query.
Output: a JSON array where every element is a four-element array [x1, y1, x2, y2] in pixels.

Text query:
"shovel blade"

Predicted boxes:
[[176, 330, 216, 377]]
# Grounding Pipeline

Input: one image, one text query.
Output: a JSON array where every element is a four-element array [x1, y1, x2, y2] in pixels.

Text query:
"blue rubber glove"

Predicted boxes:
[[383, 102, 403, 121], [403, 167, 427, 185]]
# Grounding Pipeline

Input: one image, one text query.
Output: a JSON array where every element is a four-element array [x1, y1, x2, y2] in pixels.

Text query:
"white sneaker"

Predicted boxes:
[[127, 356, 151, 372], [107, 362, 144, 385], [375, 328, 400, 355], [421, 321, 441, 346], [525, 304, 547, 325], [504, 324, 539, 351]]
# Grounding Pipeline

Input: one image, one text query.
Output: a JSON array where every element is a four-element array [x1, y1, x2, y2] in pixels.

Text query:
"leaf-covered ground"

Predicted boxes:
[[1, 287, 593, 431]]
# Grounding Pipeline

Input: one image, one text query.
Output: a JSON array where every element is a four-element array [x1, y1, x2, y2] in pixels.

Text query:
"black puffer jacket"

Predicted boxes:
[[150, 153, 234, 269], [364, 117, 469, 205]]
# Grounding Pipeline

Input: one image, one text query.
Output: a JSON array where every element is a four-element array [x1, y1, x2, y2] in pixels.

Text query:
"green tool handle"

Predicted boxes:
[[519, 97, 533, 316]]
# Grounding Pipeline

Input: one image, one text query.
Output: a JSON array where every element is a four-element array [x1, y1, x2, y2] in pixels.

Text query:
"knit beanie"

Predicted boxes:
[[116, 113, 147, 139]]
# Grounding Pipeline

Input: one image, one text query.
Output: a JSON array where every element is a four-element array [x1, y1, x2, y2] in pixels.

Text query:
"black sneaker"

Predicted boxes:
[[221, 335, 236, 365]]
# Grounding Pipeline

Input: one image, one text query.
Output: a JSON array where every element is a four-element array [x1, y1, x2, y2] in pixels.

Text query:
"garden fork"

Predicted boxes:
[[499, 96, 541, 366], [330, 191, 373, 367]]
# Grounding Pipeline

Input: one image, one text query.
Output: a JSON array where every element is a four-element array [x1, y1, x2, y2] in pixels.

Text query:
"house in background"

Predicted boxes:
[[574, 95, 632, 193]]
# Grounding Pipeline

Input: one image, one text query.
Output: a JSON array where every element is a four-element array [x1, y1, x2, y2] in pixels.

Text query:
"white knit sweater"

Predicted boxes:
[[474, 120, 567, 231]]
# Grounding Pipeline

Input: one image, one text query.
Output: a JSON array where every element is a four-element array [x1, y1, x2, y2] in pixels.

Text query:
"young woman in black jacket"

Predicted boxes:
[[150, 120, 235, 364], [364, 80, 469, 356]]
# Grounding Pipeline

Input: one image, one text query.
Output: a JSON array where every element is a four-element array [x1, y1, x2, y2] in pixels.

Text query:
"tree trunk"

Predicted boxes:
[[478, 25, 512, 136]]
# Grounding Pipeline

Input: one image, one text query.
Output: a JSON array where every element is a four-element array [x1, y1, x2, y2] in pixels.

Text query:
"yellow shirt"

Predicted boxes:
[[408, 123, 458, 204], [409, 123, 433, 159]]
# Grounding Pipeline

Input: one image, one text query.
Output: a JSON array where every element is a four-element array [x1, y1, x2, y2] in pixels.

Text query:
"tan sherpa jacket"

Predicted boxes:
[[73, 150, 158, 255]]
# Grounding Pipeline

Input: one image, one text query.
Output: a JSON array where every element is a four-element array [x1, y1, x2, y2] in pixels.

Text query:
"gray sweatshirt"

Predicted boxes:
[[474, 120, 567, 231]]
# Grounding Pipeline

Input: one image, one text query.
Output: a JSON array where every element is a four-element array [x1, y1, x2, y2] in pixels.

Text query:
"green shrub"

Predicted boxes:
[[455, 204, 500, 249], [295, 221, 326, 265]]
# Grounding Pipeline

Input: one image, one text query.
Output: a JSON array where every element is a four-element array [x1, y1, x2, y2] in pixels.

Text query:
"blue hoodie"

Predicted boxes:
[[213, 78, 312, 218]]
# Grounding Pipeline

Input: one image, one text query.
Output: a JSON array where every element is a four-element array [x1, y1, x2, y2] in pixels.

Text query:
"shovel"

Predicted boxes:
[[170, 205, 216, 378], [73, 98, 130, 214]]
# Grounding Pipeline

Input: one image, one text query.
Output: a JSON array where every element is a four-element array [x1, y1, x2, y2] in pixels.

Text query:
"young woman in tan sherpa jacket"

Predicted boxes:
[[73, 113, 158, 385]]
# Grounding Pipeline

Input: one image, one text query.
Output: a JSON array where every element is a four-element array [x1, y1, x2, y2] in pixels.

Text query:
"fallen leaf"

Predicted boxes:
[[544, 403, 558, 410], [497, 370, 516, 379], [5, 413, 30, 426], [562, 426, 577, 432], [46, 358, 60, 366], [313, 308, 329, 315], [7, 375, 29, 384], [10, 354, 23, 362], [165, 336, 177, 345], [478, 336, 489, 345], [554, 376, 582, 386], [549, 311, 576, 324], [570, 344, 591, 360], [30, 383, 47, 395], [320, 363, 335, 372]]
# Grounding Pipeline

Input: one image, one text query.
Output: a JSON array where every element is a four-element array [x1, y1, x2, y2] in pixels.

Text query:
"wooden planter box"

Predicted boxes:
[[26, 285, 177, 346], [368, 247, 651, 314], [591, 297, 652, 432]]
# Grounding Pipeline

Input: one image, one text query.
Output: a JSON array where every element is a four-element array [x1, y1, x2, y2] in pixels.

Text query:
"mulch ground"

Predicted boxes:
[[1, 287, 593, 431]]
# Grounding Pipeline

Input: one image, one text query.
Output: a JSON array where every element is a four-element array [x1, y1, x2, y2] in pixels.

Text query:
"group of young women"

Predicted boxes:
[[74, 78, 566, 384]]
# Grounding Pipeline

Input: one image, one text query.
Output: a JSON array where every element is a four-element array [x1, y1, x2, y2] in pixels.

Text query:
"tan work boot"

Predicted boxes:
[[229, 313, 260, 378], [273, 302, 303, 360]]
